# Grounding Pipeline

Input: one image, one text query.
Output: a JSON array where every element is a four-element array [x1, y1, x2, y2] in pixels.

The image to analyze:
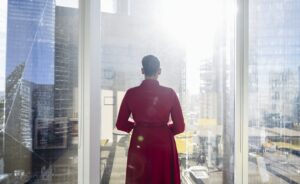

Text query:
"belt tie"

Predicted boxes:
[[135, 122, 168, 128]]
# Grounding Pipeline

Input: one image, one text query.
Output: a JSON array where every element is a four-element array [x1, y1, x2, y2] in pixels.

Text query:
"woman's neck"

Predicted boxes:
[[145, 76, 158, 80]]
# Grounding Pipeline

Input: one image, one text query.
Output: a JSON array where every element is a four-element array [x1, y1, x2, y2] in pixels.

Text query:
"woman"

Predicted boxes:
[[116, 55, 185, 184]]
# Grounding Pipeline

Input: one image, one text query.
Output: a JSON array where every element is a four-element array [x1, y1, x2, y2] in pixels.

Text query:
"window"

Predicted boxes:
[[0, 0, 80, 183], [99, 0, 236, 183], [2, 0, 300, 183], [248, 0, 300, 183]]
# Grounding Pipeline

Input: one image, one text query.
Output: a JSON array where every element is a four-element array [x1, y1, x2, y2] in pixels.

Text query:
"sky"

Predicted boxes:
[[160, 0, 220, 95]]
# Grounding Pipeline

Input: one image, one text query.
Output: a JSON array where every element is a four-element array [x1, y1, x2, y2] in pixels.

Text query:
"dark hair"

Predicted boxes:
[[142, 55, 160, 76]]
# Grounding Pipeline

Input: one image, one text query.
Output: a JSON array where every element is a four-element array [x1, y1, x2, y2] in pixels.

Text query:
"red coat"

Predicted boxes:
[[116, 79, 185, 184]]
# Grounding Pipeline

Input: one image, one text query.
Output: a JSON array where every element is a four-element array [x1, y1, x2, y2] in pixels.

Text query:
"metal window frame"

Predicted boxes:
[[235, 0, 249, 183], [78, 0, 101, 183]]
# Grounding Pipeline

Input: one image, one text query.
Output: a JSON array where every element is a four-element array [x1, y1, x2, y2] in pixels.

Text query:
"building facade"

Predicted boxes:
[[249, 0, 300, 128]]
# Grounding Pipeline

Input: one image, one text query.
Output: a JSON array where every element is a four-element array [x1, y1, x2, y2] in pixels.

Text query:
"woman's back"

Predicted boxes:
[[116, 79, 185, 136], [116, 79, 185, 184], [116, 55, 185, 184]]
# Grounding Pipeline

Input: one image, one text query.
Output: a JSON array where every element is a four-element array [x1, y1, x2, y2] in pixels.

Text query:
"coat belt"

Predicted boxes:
[[135, 121, 168, 127]]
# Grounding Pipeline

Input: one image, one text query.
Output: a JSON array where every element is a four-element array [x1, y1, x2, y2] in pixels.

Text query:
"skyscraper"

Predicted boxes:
[[249, 0, 300, 127], [5, 0, 55, 176], [0, 0, 7, 95], [54, 6, 78, 119], [296, 67, 300, 127], [6, 0, 55, 149]]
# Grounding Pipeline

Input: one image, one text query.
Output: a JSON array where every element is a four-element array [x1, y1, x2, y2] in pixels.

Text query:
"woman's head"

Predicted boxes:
[[141, 55, 161, 78]]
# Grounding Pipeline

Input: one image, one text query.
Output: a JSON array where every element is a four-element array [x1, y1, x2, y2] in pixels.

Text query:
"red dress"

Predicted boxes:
[[116, 79, 185, 184]]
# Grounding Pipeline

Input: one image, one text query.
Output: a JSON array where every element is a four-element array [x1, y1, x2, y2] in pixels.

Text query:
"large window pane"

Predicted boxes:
[[99, 0, 236, 183], [248, 0, 300, 183], [0, 0, 79, 183]]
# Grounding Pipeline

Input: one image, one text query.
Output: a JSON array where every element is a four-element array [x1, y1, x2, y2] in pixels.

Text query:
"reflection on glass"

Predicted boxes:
[[100, 0, 236, 183], [0, 0, 79, 183], [249, 0, 300, 183]]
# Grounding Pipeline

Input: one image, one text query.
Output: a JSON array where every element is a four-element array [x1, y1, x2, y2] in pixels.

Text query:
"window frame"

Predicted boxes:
[[78, 0, 101, 183], [235, 0, 249, 183]]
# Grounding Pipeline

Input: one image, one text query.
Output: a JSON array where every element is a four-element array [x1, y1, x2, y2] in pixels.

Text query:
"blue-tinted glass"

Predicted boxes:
[[1, 0, 79, 183]]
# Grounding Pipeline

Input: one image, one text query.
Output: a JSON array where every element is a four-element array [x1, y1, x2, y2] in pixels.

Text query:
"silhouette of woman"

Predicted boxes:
[[116, 55, 185, 184]]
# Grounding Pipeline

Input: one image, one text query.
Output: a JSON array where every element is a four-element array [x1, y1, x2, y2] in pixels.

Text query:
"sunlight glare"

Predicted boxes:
[[160, 0, 222, 94], [56, 0, 78, 8]]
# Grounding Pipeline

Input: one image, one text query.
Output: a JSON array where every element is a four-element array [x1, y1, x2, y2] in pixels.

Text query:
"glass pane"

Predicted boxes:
[[249, 0, 300, 183], [100, 0, 236, 183], [101, 0, 117, 14], [0, 0, 79, 183]]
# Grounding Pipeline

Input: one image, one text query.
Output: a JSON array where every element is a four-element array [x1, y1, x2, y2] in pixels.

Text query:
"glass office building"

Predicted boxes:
[[1, 0, 79, 183], [5, 0, 55, 150]]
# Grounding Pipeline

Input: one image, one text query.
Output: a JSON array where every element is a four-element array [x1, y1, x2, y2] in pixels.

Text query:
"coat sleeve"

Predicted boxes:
[[169, 89, 185, 135], [116, 91, 135, 133]]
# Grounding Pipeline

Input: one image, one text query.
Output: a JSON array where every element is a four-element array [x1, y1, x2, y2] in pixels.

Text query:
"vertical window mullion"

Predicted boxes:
[[235, 0, 249, 183], [78, 0, 101, 183]]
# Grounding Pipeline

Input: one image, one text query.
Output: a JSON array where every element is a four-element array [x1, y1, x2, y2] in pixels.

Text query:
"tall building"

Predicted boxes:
[[199, 59, 218, 119], [4, 63, 33, 175], [249, 0, 300, 127], [5, 63, 33, 148], [32, 84, 54, 119], [0, 92, 3, 158], [0, 0, 7, 94], [54, 6, 79, 119], [6, 0, 55, 148], [295, 67, 300, 127], [5, 0, 55, 177]]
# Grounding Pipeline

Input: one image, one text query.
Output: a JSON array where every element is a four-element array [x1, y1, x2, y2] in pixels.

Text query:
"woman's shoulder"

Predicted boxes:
[[126, 87, 136, 93], [159, 85, 174, 93], [126, 84, 175, 96]]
